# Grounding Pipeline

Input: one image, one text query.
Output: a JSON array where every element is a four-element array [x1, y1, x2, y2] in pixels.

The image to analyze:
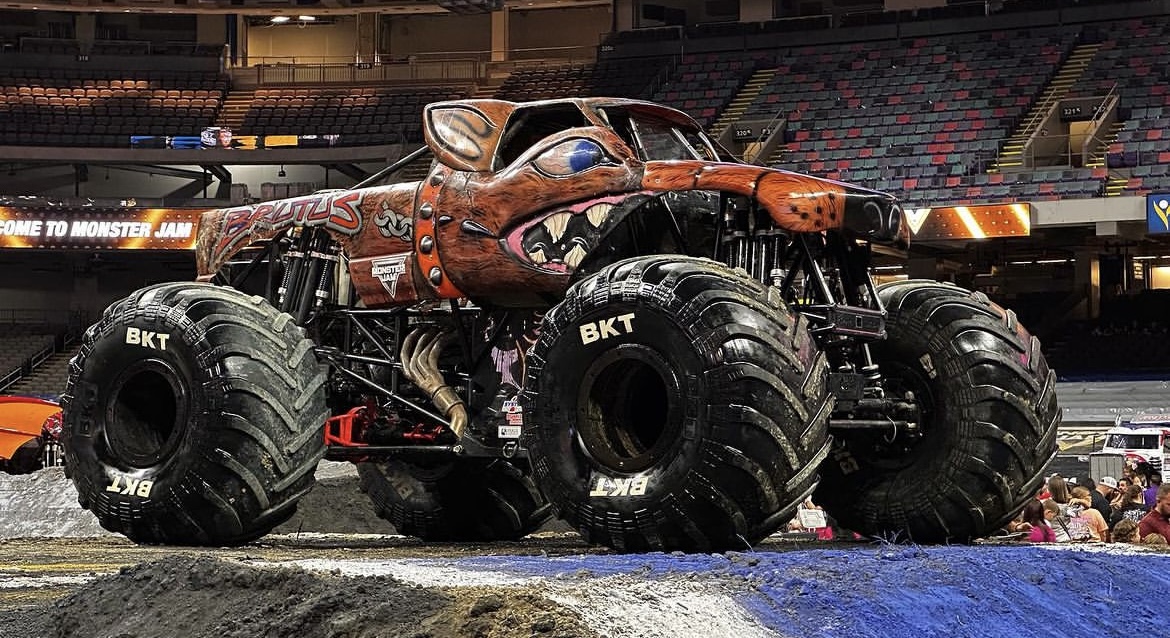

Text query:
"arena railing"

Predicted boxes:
[[0, 367, 20, 393], [234, 45, 598, 87]]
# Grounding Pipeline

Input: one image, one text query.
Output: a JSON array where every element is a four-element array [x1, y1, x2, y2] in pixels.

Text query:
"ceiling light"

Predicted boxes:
[[270, 16, 291, 23], [298, 15, 317, 21]]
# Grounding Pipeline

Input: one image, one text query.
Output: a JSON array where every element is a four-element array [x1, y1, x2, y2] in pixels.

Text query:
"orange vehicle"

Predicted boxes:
[[0, 396, 62, 474], [61, 98, 1059, 551]]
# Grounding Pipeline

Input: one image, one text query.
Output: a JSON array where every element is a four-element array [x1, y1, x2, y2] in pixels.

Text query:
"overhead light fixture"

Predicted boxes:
[[270, 16, 291, 23], [277, 165, 286, 178], [298, 15, 317, 21]]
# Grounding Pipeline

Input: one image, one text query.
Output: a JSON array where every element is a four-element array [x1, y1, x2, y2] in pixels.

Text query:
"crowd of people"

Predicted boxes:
[[779, 463, 1170, 546], [1006, 465, 1170, 545]]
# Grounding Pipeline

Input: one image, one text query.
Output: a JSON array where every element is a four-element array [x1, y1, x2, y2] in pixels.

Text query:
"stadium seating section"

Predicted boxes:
[[0, 68, 227, 147], [2, 12, 1170, 195], [239, 86, 469, 145], [492, 58, 668, 103]]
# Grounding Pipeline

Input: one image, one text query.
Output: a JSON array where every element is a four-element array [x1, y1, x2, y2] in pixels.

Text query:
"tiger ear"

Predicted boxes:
[[424, 102, 507, 172]]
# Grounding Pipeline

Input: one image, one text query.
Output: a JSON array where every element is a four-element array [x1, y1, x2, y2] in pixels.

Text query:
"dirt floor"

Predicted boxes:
[[3, 463, 1170, 638]]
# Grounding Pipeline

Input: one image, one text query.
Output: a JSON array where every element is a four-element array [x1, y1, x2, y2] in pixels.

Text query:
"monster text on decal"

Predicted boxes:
[[370, 255, 409, 297]]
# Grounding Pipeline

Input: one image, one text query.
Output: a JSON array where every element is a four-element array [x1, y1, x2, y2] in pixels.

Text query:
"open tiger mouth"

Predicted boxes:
[[507, 196, 627, 274]]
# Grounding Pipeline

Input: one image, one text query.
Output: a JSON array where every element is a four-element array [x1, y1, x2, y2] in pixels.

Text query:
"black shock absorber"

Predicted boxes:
[[278, 228, 338, 325], [298, 237, 340, 323], [720, 197, 752, 272], [277, 229, 311, 314]]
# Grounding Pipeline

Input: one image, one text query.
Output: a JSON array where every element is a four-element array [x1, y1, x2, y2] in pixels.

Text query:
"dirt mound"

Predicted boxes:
[[0, 466, 110, 538], [270, 473, 399, 536], [0, 462, 400, 539], [5, 555, 595, 638]]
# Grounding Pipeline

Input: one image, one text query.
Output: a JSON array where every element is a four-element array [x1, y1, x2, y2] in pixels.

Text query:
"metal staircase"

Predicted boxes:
[[215, 89, 255, 131], [472, 76, 508, 100], [992, 43, 1100, 171], [1104, 174, 1129, 197], [708, 68, 777, 139], [1085, 120, 1123, 168]]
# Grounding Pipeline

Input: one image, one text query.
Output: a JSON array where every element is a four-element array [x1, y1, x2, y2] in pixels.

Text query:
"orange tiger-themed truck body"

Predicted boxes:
[[196, 98, 908, 309]]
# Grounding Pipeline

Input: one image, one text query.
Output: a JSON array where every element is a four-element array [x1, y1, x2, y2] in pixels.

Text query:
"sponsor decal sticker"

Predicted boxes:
[[370, 255, 409, 298], [588, 474, 649, 497], [579, 312, 635, 345], [106, 475, 154, 498], [125, 327, 170, 351]]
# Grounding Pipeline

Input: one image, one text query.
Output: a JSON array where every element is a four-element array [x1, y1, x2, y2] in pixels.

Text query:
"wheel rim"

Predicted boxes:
[[575, 344, 682, 473], [104, 359, 189, 468]]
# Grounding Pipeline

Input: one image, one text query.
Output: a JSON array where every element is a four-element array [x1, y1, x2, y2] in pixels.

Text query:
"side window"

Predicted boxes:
[[495, 104, 590, 169]]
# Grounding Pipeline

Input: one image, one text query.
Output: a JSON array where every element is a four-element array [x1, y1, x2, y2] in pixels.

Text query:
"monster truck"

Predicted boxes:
[[60, 98, 1059, 551], [0, 396, 63, 474]]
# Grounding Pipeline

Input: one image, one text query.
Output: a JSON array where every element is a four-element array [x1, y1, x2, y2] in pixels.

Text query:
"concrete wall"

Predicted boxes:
[[384, 13, 491, 57], [510, 7, 612, 54], [247, 17, 360, 63]]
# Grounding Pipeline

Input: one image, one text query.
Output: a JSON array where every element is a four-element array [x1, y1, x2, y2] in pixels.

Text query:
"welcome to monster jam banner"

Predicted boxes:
[[0, 207, 204, 250]]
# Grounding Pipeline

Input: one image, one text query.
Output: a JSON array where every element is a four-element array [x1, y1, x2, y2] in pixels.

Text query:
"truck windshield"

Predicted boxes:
[[1104, 433, 1160, 449], [599, 107, 719, 162]]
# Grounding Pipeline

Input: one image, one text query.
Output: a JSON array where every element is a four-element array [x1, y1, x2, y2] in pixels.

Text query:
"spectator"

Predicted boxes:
[[1138, 483, 1170, 543], [787, 498, 834, 540], [1142, 533, 1168, 547], [1144, 472, 1162, 509], [1018, 499, 1057, 542], [1069, 485, 1110, 541], [1113, 519, 1140, 544], [1111, 484, 1150, 528], [1112, 477, 1132, 508], [1046, 475, 1070, 506], [1091, 476, 1117, 521]]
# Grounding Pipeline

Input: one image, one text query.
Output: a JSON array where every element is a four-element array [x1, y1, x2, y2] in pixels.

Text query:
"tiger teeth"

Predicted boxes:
[[585, 203, 612, 228], [564, 245, 587, 270], [529, 249, 547, 264], [543, 212, 572, 243]]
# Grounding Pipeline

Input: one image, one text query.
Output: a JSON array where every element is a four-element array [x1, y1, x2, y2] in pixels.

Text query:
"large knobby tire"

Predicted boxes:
[[814, 280, 1060, 543], [524, 256, 832, 552], [61, 283, 328, 546], [356, 458, 551, 541]]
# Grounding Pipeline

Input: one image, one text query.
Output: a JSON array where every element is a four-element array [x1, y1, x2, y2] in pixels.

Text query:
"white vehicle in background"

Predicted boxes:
[[1099, 414, 1170, 472]]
